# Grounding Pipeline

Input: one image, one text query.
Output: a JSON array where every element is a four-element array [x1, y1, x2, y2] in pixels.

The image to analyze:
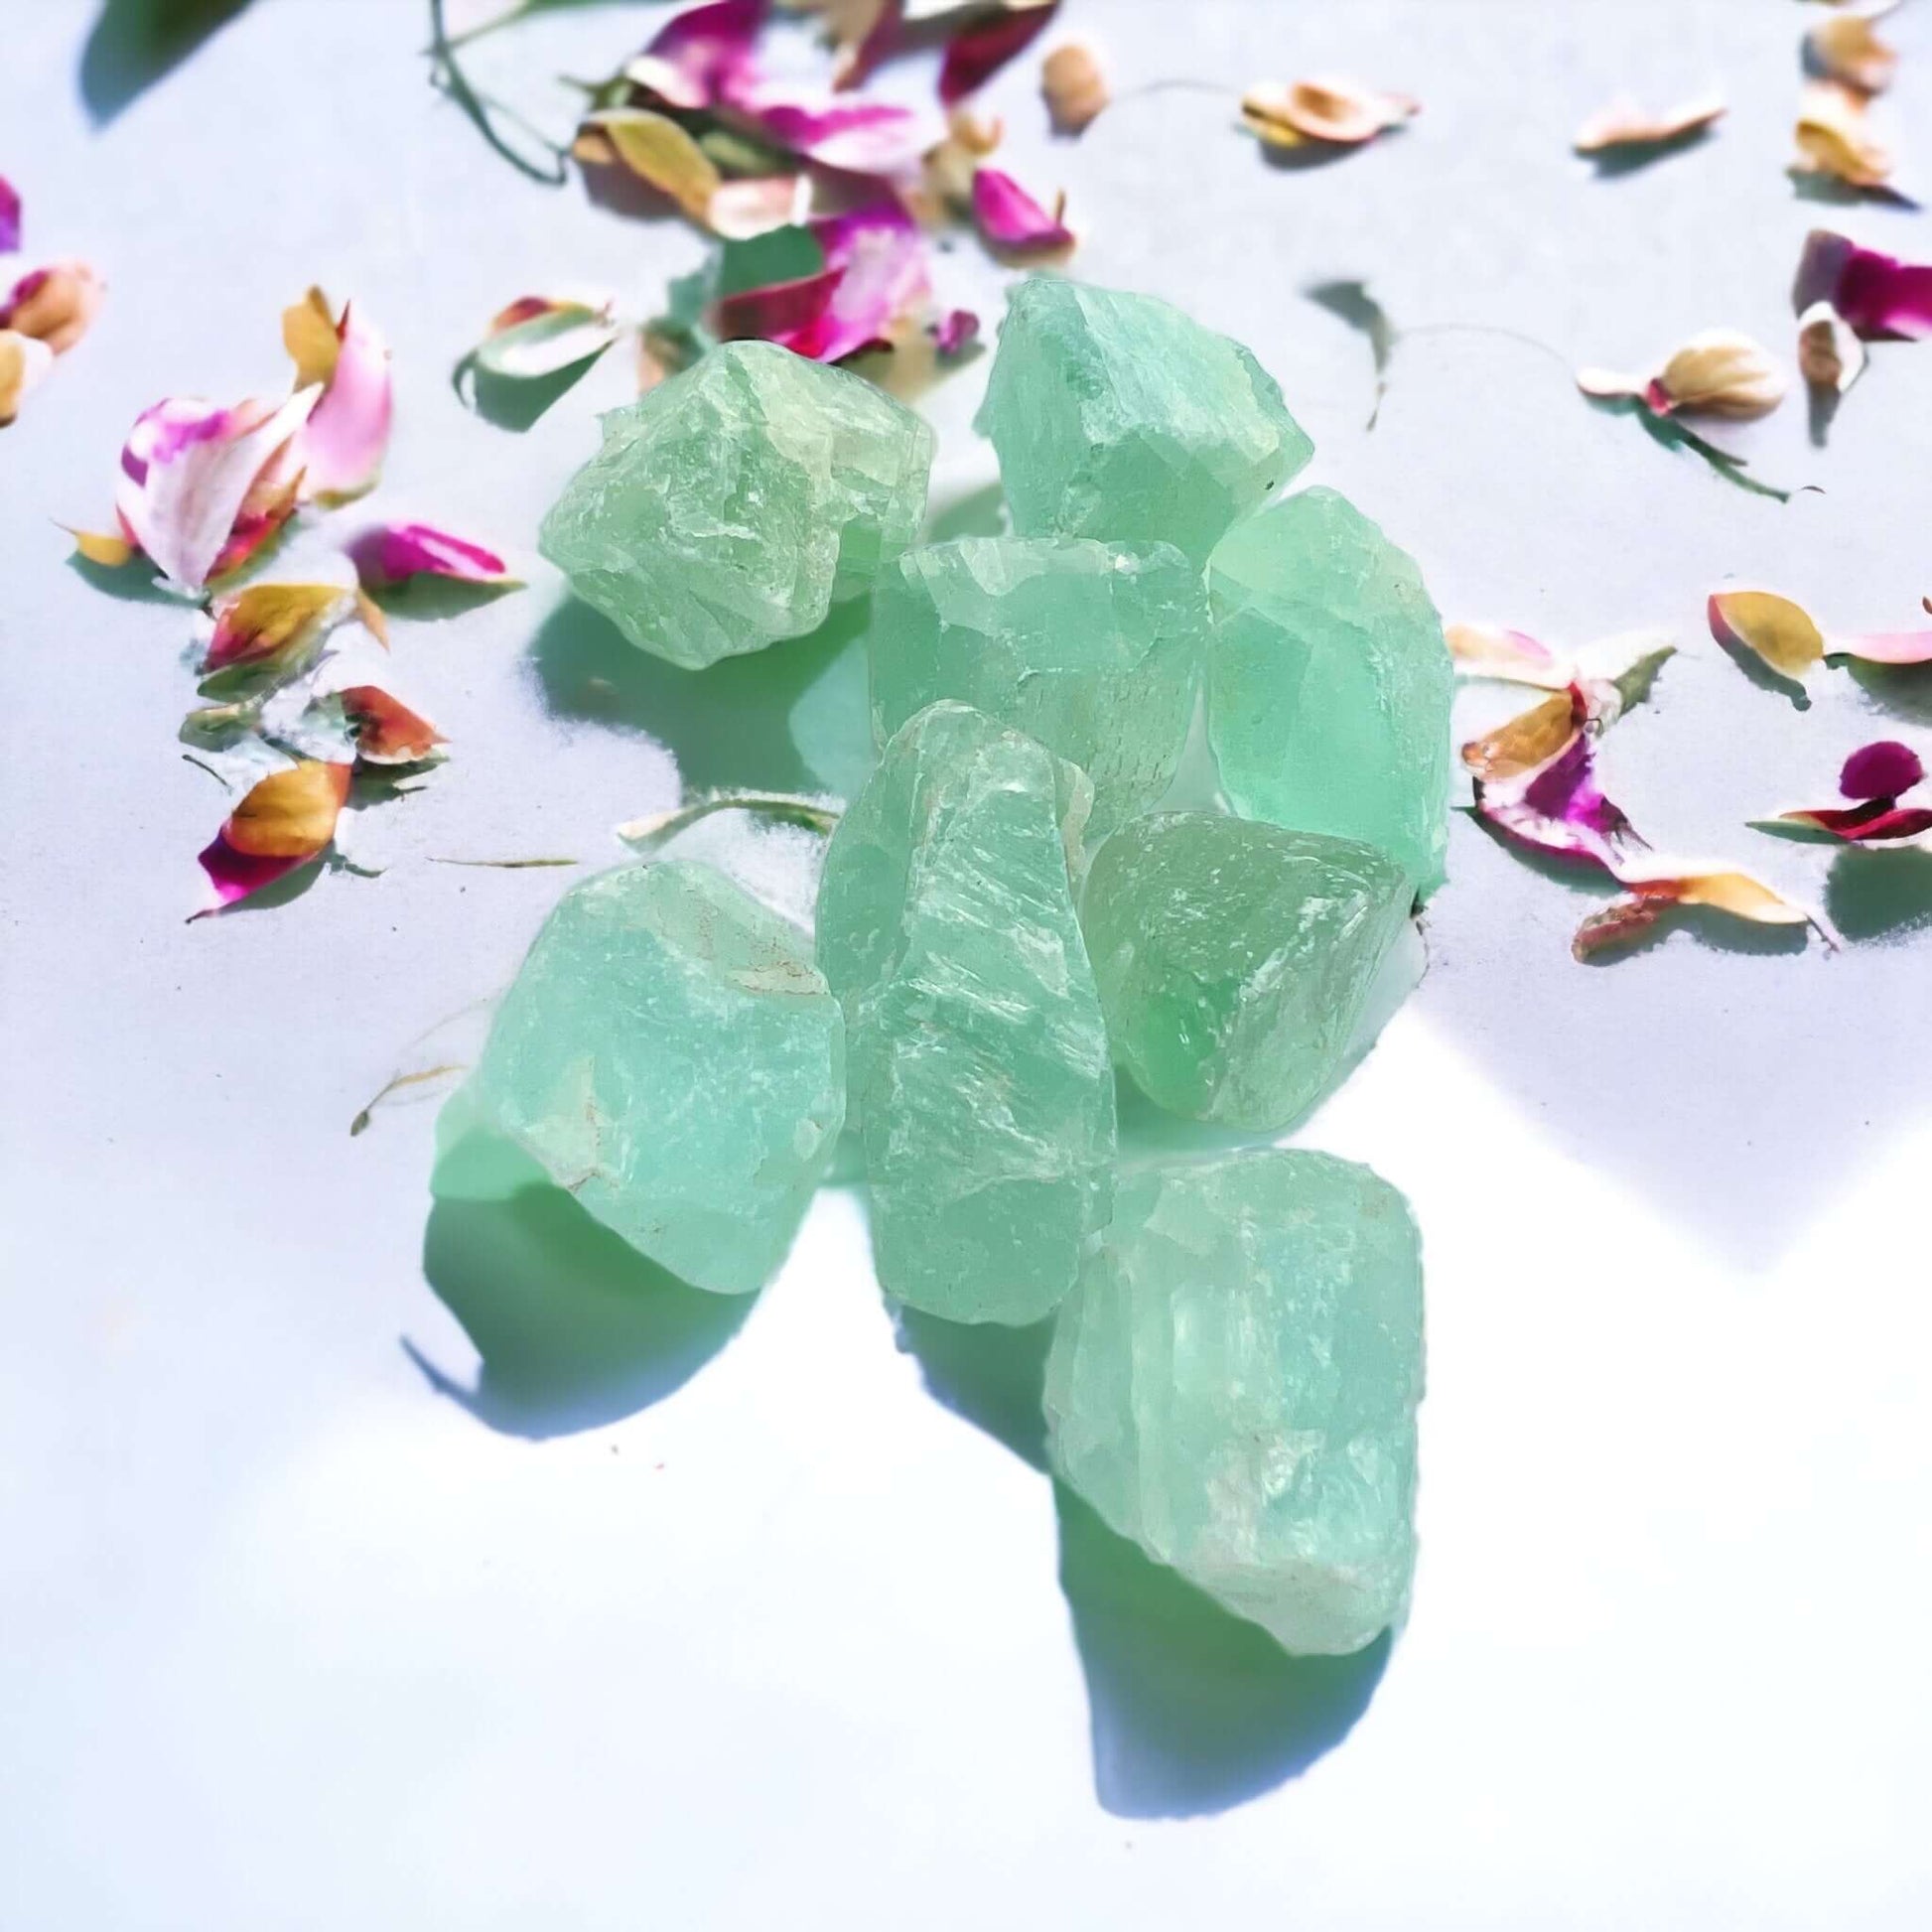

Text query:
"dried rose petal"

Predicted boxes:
[[1842, 739, 1924, 800], [196, 759, 351, 913], [472, 295, 623, 379], [729, 83, 933, 174], [712, 264, 845, 345], [1831, 628, 1932, 665], [708, 176, 807, 239], [1473, 735, 1643, 872], [971, 166, 1072, 253], [1241, 77, 1418, 149], [624, 0, 764, 111], [1807, 10, 1896, 96], [1461, 688, 1582, 784], [1573, 92, 1725, 155], [1797, 300, 1865, 394], [1793, 229, 1932, 339], [795, 201, 928, 359], [1445, 621, 1574, 689], [0, 176, 18, 254], [1574, 869, 1820, 959], [939, 2, 1057, 107], [347, 522, 517, 591], [0, 328, 53, 425], [1708, 590, 1824, 689], [0, 260, 105, 355], [929, 307, 980, 355], [340, 686, 446, 764], [205, 582, 358, 673], [62, 522, 137, 567], [583, 108, 722, 220], [1578, 331, 1786, 419], [287, 293, 391, 504], [1768, 801, 1932, 843], [830, 0, 901, 91], [1041, 41, 1107, 134], [1794, 81, 1896, 193]]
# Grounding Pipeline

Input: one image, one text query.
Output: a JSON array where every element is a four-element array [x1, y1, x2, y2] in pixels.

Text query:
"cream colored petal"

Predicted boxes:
[[1655, 330, 1787, 419], [1797, 299, 1866, 393], [1574, 92, 1725, 154], [1795, 81, 1893, 187], [1041, 43, 1109, 134], [1807, 13, 1896, 96]]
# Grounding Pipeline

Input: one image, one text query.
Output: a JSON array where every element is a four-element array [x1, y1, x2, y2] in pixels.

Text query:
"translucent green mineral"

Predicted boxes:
[[815, 701, 1115, 1325], [450, 860, 844, 1296], [869, 536, 1205, 836], [539, 340, 934, 669], [974, 278, 1313, 567], [1207, 486, 1452, 894], [1080, 812, 1411, 1130], [1044, 1149, 1424, 1656]]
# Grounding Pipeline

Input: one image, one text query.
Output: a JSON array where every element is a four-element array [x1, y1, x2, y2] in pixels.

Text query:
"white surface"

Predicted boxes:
[[5, 2, 1932, 1926]]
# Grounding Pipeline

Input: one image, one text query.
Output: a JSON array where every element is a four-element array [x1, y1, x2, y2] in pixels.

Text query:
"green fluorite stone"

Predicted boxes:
[[816, 701, 1115, 1324], [1081, 812, 1410, 1130], [1044, 1149, 1424, 1656], [869, 536, 1205, 836], [974, 278, 1312, 567], [1207, 486, 1452, 894], [450, 860, 844, 1296], [539, 340, 934, 669]]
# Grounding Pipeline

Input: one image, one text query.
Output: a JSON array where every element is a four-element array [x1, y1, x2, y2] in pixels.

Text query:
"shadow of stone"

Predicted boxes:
[[411, 1118, 752, 1439], [1055, 1487, 1391, 1819], [1827, 846, 1932, 943], [80, 0, 252, 122], [922, 481, 1008, 544], [893, 1307, 1053, 1471]]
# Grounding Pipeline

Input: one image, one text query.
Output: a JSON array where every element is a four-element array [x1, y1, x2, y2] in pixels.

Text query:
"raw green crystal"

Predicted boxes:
[[1080, 812, 1410, 1130], [816, 701, 1115, 1324], [450, 860, 844, 1296], [974, 278, 1312, 567], [869, 536, 1205, 836], [1207, 486, 1452, 894], [1044, 1149, 1424, 1656], [539, 340, 934, 669]]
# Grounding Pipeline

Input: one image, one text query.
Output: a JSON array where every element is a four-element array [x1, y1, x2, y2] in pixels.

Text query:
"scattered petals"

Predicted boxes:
[[1446, 621, 1573, 690], [1041, 42, 1108, 134], [929, 306, 979, 355], [1843, 739, 1923, 800], [113, 386, 321, 591], [1708, 590, 1823, 690], [0, 176, 17, 253], [624, 0, 764, 111], [288, 293, 391, 503], [1794, 81, 1897, 194], [1474, 734, 1644, 872], [797, 201, 928, 359], [938, 2, 1057, 107], [0, 260, 105, 355], [339, 686, 446, 765], [0, 329, 53, 425], [1569, 871, 1825, 960], [1240, 77, 1419, 150], [1793, 228, 1932, 339], [1797, 299, 1865, 394], [206, 582, 358, 674], [584, 108, 722, 220], [971, 166, 1073, 253], [1806, 8, 1896, 96], [472, 295, 623, 379], [196, 759, 351, 913], [729, 82, 932, 174], [347, 522, 518, 591], [1580, 331, 1787, 420], [1764, 801, 1932, 843], [1462, 689, 1582, 784], [1573, 92, 1725, 155]]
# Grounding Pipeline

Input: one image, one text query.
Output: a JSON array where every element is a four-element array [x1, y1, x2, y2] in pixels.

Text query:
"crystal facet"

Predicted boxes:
[[816, 701, 1115, 1324], [1080, 812, 1411, 1129], [869, 535, 1205, 836], [1044, 1149, 1425, 1656], [539, 340, 934, 669], [450, 860, 844, 1295], [974, 278, 1313, 567], [1207, 485, 1452, 894]]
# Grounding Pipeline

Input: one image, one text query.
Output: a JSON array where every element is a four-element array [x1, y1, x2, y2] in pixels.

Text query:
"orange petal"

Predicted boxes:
[[1795, 81, 1894, 190], [339, 685, 445, 764], [205, 582, 358, 672], [1461, 690, 1582, 783], [1807, 12, 1896, 96], [582, 108, 722, 222], [1041, 43, 1109, 134], [1574, 92, 1725, 154], [222, 759, 351, 860], [1707, 590, 1825, 687], [0, 329, 53, 424], [1655, 331, 1787, 418], [63, 522, 136, 566], [1241, 77, 1418, 149], [1797, 299, 1865, 394]]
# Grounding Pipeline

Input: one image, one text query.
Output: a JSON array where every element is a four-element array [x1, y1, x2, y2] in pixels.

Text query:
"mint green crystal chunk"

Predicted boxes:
[[816, 701, 1115, 1324], [451, 860, 844, 1296], [973, 278, 1312, 567], [1207, 486, 1452, 894], [1081, 813, 1410, 1130], [539, 340, 934, 669], [1044, 1149, 1424, 1656], [869, 536, 1205, 836]]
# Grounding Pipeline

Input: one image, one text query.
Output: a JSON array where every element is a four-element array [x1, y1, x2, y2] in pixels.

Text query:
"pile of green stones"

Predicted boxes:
[[446, 278, 1452, 1659]]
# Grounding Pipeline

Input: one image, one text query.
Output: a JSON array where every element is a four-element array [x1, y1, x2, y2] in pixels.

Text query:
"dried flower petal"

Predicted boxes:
[[205, 582, 358, 673], [472, 295, 623, 378], [288, 293, 391, 503], [1708, 590, 1824, 689], [113, 387, 321, 591], [1795, 81, 1895, 192], [796, 201, 928, 359], [1575, 870, 1821, 958], [708, 175, 808, 239], [1766, 801, 1932, 843], [1797, 299, 1865, 393], [1842, 739, 1923, 800], [1241, 77, 1419, 150], [348, 522, 517, 591], [729, 82, 932, 174], [1445, 621, 1574, 689], [930, 307, 979, 355], [1830, 627, 1932, 665], [826, 0, 900, 90], [0, 176, 18, 254], [0, 328, 53, 425], [624, 0, 764, 112], [1654, 331, 1787, 418], [1573, 92, 1725, 154], [0, 260, 105, 355], [63, 523, 137, 567], [1571, 897, 1663, 959], [971, 166, 1072, 253], [1041, 42, 1108, 134], [339, 685, 446, 764], [1807, 9, 1896, 96], [584, 108, 722, 220], [1461, 689, 1582, 784], [196, 759, 351, 913], [939, 2, 1057, 107], [1793, 229, 1932, 338]]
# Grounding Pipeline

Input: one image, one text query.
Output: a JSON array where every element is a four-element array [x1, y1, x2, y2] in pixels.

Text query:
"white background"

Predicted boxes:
[[5, 2, 1931, 1926]]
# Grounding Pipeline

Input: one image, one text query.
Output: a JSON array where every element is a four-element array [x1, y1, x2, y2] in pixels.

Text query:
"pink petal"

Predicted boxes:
[[1831, 629, 1932, 665], [938, 2, 1057, 106], [295, 300, 392, 503], [971, 166, 1073, 253], [195, 836, 305, 912], [713, 265, 844, 345], [727, 79, 933, 174], [627, 0, 765, 111], [347, 521, 515, 589], [1794, 228, 1932, 340], [792, 201, 928, 361], [1773, 802, 1932, 843], [1841, 739, 1924, 800], [0, 176, 18, 254], [1473, 735, 1645, 872], [930, 307, 980, 355], [114, 387, 321, 591]]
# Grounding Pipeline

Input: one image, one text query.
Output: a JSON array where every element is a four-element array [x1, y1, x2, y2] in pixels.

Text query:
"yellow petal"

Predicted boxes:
[[63, 522, 136, 566], [1795, 81, 1892, 188], [1708, 590, 1826, 682], [1041, 43, 1109, 134], [0, 329, 54, 424], [1241, 77, 1418, 149], [584, 109, 722, 222], [223, 760, 351, 861], [1665, 872, 1813, 924], [1807, 14, 1896, 96], [1655, 330, 1787, 418], [2, 260, 105, 355], [1460, 691, 1581, 782], [282, 287, 342, 390]]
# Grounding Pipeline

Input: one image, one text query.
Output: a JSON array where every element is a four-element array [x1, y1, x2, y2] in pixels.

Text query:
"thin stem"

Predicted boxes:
[[427, 0, 572, 186], [617, 790, 843, 854]]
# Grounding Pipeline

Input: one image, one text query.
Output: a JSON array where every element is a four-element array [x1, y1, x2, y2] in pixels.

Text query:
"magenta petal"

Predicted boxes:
[[971, 167, 1073, 252], [1795, 228, 1932, 341], [791, 201, 928, 361], [1780, 802, 1932, 843], [728, 80, 932, 174], [634, 0, 765, 110], [1840, 739, 1925, 800], [931, 307, 980, 355], [1476, 737, 1644, 871], [0, 176, 19, 254], [713, 265, 844, 345], [297, 302, 392, 502], [195, 835, 302, 913], [938, 2, 1057, 105], [348, 522, 512, 589]]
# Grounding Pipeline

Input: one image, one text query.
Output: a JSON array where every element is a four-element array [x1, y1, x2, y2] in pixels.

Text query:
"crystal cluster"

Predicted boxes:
[[482, 281, 1449, 1655]]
